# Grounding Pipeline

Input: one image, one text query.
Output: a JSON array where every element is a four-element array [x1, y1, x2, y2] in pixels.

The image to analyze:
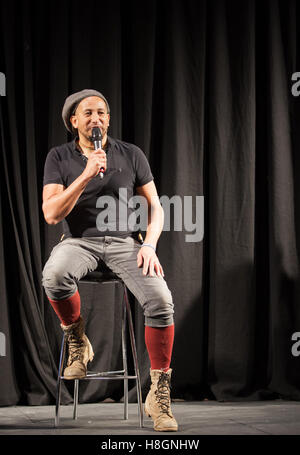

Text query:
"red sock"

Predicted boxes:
[[145, 324, 174, 371], [48, 290, 81, 326]]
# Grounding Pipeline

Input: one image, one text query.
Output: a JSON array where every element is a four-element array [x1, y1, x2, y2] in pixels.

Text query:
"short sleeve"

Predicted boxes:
[[134, 146, 153, 187], [43, 148, 64, 186]]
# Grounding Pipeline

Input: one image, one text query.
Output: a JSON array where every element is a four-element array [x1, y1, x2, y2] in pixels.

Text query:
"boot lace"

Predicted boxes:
[[67, 335, 84, 364], [155, 372, 173, 418]]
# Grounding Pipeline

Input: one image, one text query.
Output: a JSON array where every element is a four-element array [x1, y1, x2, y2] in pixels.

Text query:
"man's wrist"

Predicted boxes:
[[79, 171, 93, 186], [141, 243, 156, 252]]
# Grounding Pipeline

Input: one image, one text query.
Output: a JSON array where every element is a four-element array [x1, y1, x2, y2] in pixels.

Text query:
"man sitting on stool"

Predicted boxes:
[[42, 89, 178, 432]]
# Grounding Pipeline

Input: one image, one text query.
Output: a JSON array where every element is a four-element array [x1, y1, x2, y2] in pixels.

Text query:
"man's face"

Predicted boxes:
[[70, 96, 110, 141]]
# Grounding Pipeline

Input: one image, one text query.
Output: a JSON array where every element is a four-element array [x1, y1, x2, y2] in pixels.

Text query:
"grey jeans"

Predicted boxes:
[[42, 236, 174, 327]]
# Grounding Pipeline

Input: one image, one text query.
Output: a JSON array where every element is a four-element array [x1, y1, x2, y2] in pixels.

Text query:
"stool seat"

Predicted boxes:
[[81, 261, 119, 282], [54, 263, 143, 428]]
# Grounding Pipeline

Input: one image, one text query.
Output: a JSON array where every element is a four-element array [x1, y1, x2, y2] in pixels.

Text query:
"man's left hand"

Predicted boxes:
[[137, 246, 165, 277]]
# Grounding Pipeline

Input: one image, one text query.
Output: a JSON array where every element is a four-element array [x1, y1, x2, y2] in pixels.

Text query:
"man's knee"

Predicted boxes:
[[143, 289, 174, 327], [42, 263, 76, 300]]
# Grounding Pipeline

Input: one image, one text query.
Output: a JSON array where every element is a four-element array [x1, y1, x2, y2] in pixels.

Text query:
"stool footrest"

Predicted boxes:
[[60, 374, 137, 380], [87, 369, 126, 376]]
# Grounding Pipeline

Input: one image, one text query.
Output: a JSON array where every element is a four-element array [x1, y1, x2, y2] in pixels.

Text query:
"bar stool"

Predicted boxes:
[[54, 261, 143, 428]]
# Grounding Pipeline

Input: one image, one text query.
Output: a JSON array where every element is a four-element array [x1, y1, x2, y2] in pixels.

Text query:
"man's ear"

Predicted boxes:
[[70, 115, 78, 129]]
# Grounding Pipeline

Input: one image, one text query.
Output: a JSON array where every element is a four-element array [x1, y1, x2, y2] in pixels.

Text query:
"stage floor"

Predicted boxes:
[[0, 400, 300, 435]]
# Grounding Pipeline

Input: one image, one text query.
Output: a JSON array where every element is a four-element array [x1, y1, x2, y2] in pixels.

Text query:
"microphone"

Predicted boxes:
[[91, 127, 105, 179]]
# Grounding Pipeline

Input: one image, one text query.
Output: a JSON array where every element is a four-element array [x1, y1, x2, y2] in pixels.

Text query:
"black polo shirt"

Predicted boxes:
[[43, 136, 153, 238]]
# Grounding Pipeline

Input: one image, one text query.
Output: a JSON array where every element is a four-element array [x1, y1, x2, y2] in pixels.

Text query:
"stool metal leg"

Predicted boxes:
[[123, 286, 144, 428], [73, 379, 79, 420], [121, 291, 129, 420], [55, 333, 67, 428]]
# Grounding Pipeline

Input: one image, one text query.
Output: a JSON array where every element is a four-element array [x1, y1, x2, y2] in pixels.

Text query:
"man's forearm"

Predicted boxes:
[[43, 173, 92, 224], [143, 205, 164, 248]]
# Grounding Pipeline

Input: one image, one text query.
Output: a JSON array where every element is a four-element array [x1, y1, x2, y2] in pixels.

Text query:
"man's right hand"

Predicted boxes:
[[83, 149, 107, 179]]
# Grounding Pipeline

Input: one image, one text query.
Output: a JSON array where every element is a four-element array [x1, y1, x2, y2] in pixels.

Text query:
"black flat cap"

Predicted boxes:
[[62, 89, 110, 133]]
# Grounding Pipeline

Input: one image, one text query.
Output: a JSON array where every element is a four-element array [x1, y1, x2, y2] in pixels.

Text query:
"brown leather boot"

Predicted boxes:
[[145, 368, 178, 431], [61, 316, 94, 380]]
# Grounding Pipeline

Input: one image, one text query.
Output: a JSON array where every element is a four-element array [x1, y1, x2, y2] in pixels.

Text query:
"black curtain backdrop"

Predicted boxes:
[[1, 0, 300, 406]]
